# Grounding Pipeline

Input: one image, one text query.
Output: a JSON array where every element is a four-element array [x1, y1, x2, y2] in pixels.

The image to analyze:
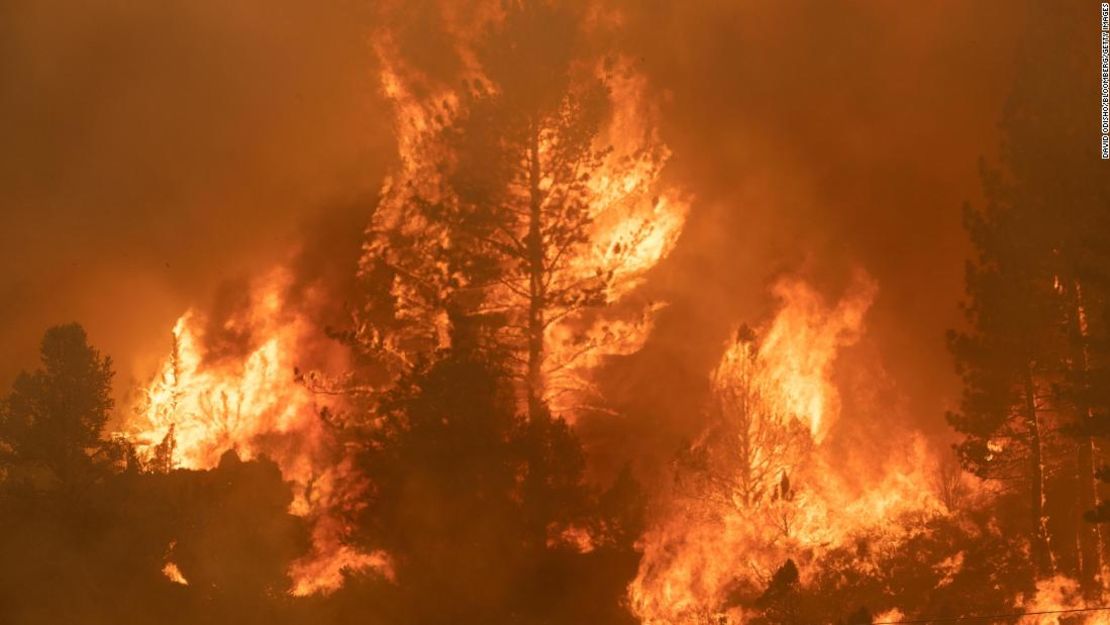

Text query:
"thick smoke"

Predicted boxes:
[[2, 0, 1032, 466]]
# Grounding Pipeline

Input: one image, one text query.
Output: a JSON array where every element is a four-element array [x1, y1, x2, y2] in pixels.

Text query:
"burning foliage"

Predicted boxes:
[[1, 2, 1109, 625]]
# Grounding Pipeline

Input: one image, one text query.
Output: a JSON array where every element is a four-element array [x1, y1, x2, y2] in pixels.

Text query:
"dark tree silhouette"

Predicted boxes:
[[0, 325, 176, 624], [948, 3, 1110, 589], [0, 324, 316, 625], [946, 193, 1062, 575], [353, 351, 523, 625], [591, 463, 647, 551], [754, 559, 802, 625], [445, 2, 610, 419], [988, 4, 1110, 593], [358, 1, 667, 422], [359, 0, 607, 415], [517, 402, 589, 546], [349, 339, 636, 624], [171, 451, 310, 619], [0, 323, 114, 490]]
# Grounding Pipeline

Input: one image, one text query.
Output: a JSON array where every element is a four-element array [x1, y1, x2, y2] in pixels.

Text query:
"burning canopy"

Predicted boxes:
[[125, 0, 689, 597], [629, 273, 954, 624], [0, 2, 1092, 624]]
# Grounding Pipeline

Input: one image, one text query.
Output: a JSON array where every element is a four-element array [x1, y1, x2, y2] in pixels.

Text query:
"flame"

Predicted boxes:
[[127, 10, 690, 598], [549, 525, 596, 554], [539, 60, 688, 417], [162, 561, 188, 586], [875, 608, 905, 624], [578, 62, 689, 303], [628, 273, 950, 624], [1017, 576, 1110, 625], [363, 46, 689, 418], [535, 63, 689, 416], [756, 274, 876, 442], [126, 269, 387, 595]]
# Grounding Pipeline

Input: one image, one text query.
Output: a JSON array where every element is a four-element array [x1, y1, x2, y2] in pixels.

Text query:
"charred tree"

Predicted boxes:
[[755, 559, 803, 625], [1063, 280, 1104, 595], [1021, 363, 1054, 574]]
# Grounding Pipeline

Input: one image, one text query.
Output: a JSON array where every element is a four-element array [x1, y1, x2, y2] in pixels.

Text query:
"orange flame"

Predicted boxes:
[[127, 269, 388, 595], [756, 274, 876, 442], [127, 16, 690, 598], [161, 561, 188, 586], [364, 47, 689, 418], [1017, 576, 1110, 625], [629, 273, 950, 624]]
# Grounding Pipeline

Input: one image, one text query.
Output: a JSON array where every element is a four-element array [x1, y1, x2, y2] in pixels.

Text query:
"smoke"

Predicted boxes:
[[0, 0, 392, 397], [1, 0, 1033, 465], [581, 0, 1033, 476]]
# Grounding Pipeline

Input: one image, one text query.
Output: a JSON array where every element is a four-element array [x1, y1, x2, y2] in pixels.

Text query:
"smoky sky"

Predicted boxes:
[[583, 0, 1036, 474], [1, 1, 1038, 457], [0, 0, 393, 392]]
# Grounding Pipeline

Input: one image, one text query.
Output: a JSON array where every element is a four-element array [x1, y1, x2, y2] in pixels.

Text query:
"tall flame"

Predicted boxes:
[[127, 269, 387, 595], [628, 272, 951, 624], [364, 42, 689, 417], [756, 274, 876, 442], [124, 10, 690, 597]]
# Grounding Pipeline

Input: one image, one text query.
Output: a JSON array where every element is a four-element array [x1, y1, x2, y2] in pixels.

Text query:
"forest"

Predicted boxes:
[[1, 1, 1108, 624]]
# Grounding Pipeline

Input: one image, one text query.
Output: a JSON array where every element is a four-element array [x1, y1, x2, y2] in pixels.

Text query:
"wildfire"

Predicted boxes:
[[363, 43, 689, 418], [127, 269, 387, 595], [1017, 577, 1110, 625], [123, 15, 688, 596], [578, 62, 689, 303], [755, 273, 876, 442], [628, 273, 950, 624]]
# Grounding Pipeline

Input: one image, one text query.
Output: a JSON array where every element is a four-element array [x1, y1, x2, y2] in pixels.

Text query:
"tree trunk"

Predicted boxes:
[[1024, 365, 1054, 575], [737, 392, 753, 508], [1071, 281, 1102, 595], [526, 120, 545, 420], [1077, 436, 1101, 593]]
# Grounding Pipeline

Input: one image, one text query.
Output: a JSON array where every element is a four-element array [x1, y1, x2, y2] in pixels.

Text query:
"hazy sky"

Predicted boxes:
[[0, 0, 393, 391], [1, 1, 1033, 450]]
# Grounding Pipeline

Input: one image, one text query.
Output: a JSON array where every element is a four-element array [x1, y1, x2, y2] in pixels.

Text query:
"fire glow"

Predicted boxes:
[[627, 273, 959, 623], [129, 269, 388, 595], [126, 28, 689, 596], [70, 4, 1104, 623]]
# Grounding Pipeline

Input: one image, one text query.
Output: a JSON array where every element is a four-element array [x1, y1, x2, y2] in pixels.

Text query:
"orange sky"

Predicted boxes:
[[0, 0, 1033, 443]]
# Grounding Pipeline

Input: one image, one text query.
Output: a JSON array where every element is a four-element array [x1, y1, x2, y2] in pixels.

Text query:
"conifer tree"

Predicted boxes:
[[0, 323, 114, 489]]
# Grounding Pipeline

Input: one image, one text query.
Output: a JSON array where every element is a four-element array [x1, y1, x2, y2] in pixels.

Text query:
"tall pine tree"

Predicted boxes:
[[949, 3, 1110, 590]]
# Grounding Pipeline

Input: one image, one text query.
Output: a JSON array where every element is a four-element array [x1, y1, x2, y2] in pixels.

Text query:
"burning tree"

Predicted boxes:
[[0, 325, 317, 624], [125, 270, 388, 596], [626, 274, 951, 625], [675, 325, 809, 513], [351, 349, 569, 620], [358, 0, 685, 418], [113, 1, 685, 604]]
